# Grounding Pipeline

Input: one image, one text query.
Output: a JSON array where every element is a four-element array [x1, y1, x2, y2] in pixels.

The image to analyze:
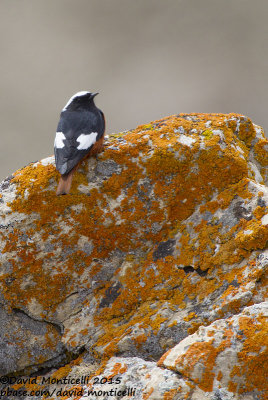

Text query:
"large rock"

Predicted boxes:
[[0, 113, 267, 398]]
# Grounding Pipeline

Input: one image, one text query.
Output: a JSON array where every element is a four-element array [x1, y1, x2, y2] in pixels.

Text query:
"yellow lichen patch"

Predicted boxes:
[[201, 129, 214, 140]]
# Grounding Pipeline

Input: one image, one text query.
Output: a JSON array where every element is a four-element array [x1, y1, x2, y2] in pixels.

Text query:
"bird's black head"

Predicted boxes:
[[63, 91, 99, 112]]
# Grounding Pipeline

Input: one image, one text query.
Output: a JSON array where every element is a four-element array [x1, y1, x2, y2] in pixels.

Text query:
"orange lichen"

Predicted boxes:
[[143, 387, 154, 399], [158, 348, 172, 365], [135, 333, 148, 348], [163, 388, 183, 400], [109, 362, 128, 377], [229, 314, 268, 396], [160, 308, 267, 398], [253, 205, 266, 219], [184, 312, 196, 322], [80, 328, 89, 336], [228, 381, 238, 393], [217, 371, 223, 381], [254, 139, 268, 166], [174, 340, 218, 392], [187, 322, 204, 335], [50, 364, 72, 380]]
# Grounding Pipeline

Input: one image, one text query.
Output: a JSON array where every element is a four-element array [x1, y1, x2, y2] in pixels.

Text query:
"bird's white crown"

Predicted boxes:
[[62, 91, 90, 111]]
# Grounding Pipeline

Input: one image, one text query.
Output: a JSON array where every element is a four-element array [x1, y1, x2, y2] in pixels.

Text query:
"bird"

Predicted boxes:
[[54, 91, 105, 195]]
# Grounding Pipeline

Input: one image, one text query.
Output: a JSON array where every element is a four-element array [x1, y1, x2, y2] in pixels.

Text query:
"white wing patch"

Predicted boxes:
[[76, 132, 98, 150], [54, 132, 66, 149]]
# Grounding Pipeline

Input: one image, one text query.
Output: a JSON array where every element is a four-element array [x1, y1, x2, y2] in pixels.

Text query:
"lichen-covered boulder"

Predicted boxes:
[[158, 302, 268, 399], [0, 113, 267, 399]]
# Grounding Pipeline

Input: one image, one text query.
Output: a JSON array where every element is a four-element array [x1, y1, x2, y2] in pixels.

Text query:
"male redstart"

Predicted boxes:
[[54, 91, 105, 195]]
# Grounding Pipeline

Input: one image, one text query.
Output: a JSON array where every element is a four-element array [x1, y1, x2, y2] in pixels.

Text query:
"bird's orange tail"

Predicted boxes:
[[56, 168, 76, 195]]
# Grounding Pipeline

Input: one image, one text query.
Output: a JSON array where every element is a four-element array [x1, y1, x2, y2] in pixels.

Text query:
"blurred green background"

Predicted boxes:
[[0, 0, 267, 180]]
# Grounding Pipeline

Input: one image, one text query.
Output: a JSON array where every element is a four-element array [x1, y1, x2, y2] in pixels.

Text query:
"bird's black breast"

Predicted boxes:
[[54, 107, 105, 175]]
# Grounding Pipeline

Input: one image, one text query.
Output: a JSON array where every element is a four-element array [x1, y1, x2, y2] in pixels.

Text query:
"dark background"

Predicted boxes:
[[0, 0, 267, 180]]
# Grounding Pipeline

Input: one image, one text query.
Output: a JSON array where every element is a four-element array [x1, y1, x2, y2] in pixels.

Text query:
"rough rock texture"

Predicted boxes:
[[158, 303, 268, 399], [78, 357, 193, 399], [0, 113, 267, 399]]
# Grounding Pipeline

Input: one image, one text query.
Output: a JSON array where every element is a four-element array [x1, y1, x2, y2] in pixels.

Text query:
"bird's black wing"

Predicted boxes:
[[54, 110, 104, 175]]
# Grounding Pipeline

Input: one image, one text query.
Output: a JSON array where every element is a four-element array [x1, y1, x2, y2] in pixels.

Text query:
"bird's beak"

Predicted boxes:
[[91, 92, 99, 98]]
